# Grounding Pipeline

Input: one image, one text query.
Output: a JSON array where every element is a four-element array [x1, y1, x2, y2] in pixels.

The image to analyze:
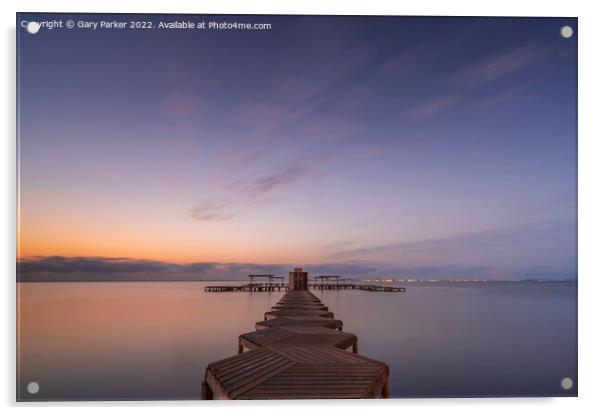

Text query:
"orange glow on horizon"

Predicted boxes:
[[17, 220, 322, 264]]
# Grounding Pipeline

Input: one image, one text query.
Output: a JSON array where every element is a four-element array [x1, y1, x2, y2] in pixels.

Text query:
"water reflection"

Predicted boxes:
[[17, 281, 576, 400]]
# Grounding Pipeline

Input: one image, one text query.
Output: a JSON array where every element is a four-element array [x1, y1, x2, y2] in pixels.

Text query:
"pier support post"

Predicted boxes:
[[201, 381, 214, 400], [381, 379, 389, 398]]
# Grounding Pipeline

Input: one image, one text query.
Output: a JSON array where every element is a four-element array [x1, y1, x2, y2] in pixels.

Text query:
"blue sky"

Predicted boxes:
[[17, 14, 577, 280]]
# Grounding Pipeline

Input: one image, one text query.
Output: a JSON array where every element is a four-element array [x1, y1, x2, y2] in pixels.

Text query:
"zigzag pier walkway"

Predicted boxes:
[[201, 268, 395, 400]]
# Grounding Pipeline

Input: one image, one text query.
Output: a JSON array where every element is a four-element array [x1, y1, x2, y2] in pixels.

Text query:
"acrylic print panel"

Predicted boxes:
[[16, 13, 577, 401]]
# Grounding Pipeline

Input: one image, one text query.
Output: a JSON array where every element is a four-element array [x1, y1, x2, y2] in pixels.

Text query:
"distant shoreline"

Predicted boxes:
[[16, 279, 248, 283], [16, 279, 577, 284]]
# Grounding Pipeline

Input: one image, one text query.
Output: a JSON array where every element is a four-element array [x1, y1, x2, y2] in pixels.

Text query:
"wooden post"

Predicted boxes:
[[201, 381, 214, 400], [381, 379, 389, 398]]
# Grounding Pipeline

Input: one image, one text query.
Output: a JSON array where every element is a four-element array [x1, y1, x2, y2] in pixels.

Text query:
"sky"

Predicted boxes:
[[17, 14, 577, 281]]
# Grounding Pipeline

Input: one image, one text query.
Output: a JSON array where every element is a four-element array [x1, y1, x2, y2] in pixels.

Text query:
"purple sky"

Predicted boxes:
[[17, 14, 577, 280]]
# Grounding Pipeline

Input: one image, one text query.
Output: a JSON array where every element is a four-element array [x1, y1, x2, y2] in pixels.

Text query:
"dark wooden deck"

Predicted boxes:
[[264, 309, 335, 319], [255, 316, 344, 331], [202, 289, 389, 399], [239, 326, 358, 353]]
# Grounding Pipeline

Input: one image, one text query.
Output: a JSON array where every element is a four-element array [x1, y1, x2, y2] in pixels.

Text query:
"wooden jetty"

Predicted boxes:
[[201, 267, 390, 400], [205, 281, 405, 293], [204, 283, 288, 292]]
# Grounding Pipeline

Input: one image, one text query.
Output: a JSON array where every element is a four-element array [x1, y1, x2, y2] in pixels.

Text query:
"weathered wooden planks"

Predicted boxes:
[[255, 316, 344, 331], [271, 304, 329, 311], [239, 326, 358, 353], [264, 309, 335, 320], [205, 346, 387, 399]]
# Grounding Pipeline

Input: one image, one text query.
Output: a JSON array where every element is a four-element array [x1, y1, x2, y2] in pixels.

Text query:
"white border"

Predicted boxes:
[[3, 1, 601, 414]]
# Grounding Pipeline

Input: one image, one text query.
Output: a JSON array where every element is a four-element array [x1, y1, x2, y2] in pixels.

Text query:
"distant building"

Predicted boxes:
[[288, 267, 308, 290]]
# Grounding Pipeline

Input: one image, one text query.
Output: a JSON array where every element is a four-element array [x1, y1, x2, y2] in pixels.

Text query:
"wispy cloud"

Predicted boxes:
[[189, 201, 236, 221], [323, 241, 356, 252], [185, 33, 459, 220], [508, 197, 575, 224], [185, 32, 383, 220], [402, 96, 458, 122], [380, 45, 435, 81], [332, 222, 573, 258], [450, 44, 547, 88], [474, 86, 533, 108], [235, 103, 299, 136], [400, 44, 549, 122], [239, 157, 311, 199], [191, 157, 323, 219], [160, 89, 203, 119], [329, 221, 576, 270]]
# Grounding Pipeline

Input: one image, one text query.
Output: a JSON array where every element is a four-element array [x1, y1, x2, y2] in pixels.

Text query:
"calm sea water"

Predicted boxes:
[[16, 281, 577, 400]]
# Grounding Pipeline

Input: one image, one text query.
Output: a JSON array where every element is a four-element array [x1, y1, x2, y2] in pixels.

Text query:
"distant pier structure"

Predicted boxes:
[[248, 274, 274, 285], [204, 267, 405, 293]]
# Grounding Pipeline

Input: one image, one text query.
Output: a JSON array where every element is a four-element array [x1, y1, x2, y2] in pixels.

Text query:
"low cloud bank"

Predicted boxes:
[[17, 256, 575, 282]]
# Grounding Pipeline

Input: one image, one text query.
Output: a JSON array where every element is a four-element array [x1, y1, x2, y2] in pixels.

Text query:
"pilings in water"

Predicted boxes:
[[204, 283, 288, 292], [205, 283, 406, 292], [357, 284, 405, 292], [201, 269, 390, 400]]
